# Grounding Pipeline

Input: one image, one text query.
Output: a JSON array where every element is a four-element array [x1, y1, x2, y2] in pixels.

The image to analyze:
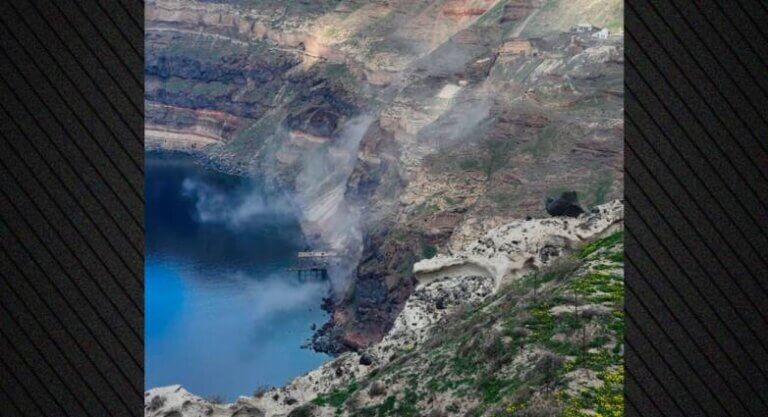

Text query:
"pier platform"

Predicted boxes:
[[289, 251, 339, 281]]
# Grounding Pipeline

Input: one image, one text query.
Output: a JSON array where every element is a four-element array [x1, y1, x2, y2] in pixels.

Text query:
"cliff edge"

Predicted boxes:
[[146, 200, 624, 417]]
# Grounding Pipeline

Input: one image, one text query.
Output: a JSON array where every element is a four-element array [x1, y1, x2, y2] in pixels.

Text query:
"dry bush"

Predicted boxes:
[[368, 381, 387, 397]]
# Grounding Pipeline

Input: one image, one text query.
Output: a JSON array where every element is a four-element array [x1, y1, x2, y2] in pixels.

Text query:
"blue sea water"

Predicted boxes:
[[145, 152, 329, 401]]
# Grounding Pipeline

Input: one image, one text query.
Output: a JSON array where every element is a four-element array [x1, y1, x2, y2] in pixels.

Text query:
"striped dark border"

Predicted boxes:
[[625, 0, 768, 416], [1, 0, 767, 416], [0, 0, 143, 416]]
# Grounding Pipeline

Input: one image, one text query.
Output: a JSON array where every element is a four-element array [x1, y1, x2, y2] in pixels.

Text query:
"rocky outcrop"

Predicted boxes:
[[415, 200, 621, 286], [546, 191, 585, 217], [145, 0, 623, 370], [147, 200, 624, 417], [145, 385, 269, 417]]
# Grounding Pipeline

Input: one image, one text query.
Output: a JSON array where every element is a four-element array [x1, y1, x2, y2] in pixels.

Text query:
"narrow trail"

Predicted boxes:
[[511, 7, 542, 38]]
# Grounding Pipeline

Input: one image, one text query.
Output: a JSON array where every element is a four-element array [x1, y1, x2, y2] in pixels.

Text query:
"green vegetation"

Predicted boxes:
[[587, 173, 614, 208], [577, 231, 623, 259], [421, 243, 438, 260], [454, 137, 517, 181], [312, 382, 359, 409], [158, 77, 232, 98], [324, 63, 362, 93], [311, 231, 624, 416], [523, 125, 558, 160], [489, 189, 521, 211], [460, 158, 482, 172], [475, 1, 507, 27], [562, 367, 624, 417], [482, 138, 516, 180]]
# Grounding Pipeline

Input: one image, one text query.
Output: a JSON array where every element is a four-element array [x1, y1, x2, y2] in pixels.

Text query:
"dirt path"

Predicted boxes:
[[511, 7, 541, 38]]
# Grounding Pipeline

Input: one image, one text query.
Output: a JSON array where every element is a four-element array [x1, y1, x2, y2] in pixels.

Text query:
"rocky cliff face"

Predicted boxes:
[[145, 0, 623, 355], [145, 201, 624, 417]]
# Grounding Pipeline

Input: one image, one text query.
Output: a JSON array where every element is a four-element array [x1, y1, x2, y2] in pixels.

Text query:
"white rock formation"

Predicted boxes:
[[377, 199, 623, 357], [145, 200, 623, 417], [414, 199, 623, 288]]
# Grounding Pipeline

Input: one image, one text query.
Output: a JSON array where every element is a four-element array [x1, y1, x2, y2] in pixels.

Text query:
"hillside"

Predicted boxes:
[[145, 201, 624, 417], [307, 231, 624, 417], [145, 0, 624, 354]]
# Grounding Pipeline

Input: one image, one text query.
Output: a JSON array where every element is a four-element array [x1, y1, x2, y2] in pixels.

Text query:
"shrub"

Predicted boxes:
[[368, 381, 387, 397], [577, 231, 623, 259], [312, 382, 359, 408], [594, 367, 624, 417], [422, 243, 438, 259]]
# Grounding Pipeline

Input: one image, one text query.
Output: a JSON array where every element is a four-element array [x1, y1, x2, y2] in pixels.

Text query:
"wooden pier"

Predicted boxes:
[[288, 251, 338, 282]]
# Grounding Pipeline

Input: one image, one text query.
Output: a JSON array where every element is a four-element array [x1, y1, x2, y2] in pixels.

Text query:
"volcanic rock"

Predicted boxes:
[[546, 191, 585, 218]]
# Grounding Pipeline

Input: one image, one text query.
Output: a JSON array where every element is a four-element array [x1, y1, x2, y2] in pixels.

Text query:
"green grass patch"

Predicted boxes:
[[562, 367, 624, 417], [578, 231, 624, 259], [526, 302, 556, 343], [477, 377, 519, 404], [606, 251, 624, 263], [312, 382, 359, 408], [589, 175, 613, 207], [570, 272, 623, 304]]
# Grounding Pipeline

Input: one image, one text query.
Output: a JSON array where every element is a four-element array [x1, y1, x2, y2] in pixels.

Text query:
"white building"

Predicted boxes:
[[592, 28, 610, 39], [572, 23, 596, 33]]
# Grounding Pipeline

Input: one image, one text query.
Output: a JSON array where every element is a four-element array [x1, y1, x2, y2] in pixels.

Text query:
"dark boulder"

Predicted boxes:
[[359, 353, 374, 366], [287, 404, 318, 417], [546, 191, 584, 218]]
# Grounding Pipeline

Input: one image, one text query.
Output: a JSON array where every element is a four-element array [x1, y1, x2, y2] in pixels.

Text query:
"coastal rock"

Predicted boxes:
[[145, 385, 213, 417], [146, 0, 623, 356], [358, 352, 375, 366], [144, 0, 624, 413], [148, 200, 623, 417]]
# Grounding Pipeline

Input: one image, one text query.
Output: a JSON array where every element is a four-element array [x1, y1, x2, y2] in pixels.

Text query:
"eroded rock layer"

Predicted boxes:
[[146, 201, 624, 417], [145, 0, 623, 357]]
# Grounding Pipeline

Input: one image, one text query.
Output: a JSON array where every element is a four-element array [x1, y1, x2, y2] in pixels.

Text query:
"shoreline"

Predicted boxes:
[[145, 150, 335, 400], [146, 200, 624, 416], [146, 145, 364, 357], [145, 146, 250, 178]]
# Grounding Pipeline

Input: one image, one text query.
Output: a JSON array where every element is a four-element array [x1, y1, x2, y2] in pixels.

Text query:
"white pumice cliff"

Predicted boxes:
[[145, 200, 623, 417], [414, 199, 624, 288]]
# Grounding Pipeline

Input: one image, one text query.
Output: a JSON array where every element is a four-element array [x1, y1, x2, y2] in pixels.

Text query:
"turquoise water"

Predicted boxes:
[[145, 153, 329, 401]]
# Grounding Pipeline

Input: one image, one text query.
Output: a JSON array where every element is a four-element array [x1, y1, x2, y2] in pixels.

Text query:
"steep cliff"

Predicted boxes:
[[145, 0, 623, 355], [146, 201, 624, 417]]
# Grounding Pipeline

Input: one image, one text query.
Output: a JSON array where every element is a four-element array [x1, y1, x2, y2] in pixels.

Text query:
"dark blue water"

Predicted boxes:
[[145, 152, 329, 401]]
